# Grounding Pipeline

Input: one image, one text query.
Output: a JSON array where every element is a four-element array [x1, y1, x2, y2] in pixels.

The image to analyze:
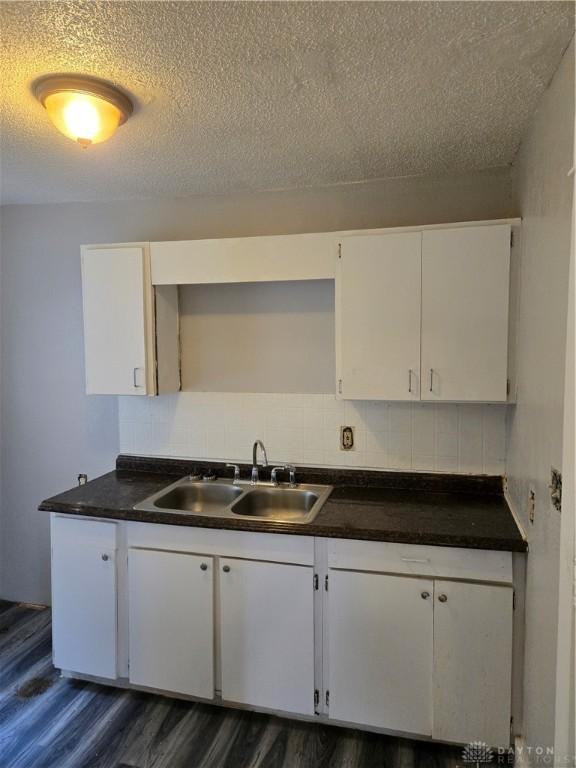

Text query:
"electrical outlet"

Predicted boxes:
[[528, 488, 536, 525], [340, 426, 355, 451]]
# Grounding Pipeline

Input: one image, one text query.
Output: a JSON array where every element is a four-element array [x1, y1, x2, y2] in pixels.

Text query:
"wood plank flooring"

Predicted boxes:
[[0, 600, 463, 768]]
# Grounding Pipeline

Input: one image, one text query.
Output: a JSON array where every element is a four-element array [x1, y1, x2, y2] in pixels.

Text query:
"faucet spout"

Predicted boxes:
[[253, 440, 268, 467], [251, 440, 268, 484]]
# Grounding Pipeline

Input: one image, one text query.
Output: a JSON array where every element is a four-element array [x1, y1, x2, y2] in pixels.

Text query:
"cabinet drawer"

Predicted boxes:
[[327, 539, 512, 584], [127, 522, 314, 565]]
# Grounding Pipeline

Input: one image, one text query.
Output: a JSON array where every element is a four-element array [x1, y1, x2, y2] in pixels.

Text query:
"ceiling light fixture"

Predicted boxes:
[[33, 74, 133, 148]]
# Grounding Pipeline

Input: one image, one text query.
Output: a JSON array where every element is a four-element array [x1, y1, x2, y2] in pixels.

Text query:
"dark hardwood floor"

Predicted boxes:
[[0, 600, 463, 768]]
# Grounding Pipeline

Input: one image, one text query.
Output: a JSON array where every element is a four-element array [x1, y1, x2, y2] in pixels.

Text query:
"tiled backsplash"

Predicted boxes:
[[119, 393, 507, 475]]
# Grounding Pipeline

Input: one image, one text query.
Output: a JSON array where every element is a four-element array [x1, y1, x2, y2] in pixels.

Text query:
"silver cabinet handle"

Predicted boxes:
[[223, 565, 231, 573], [401, 557, 430, 564], [200, 562, 208, 571], [101, 554, 109, 562], [429, 368, 434, 392], [133, 367, 143, 388], [421, 591, 430, 600], [438, 594, 448, 603], [408, 369, 413, 393]]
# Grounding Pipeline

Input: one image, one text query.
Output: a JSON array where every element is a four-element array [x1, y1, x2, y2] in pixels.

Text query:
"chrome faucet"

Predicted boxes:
[[271, 464, 297, 487], [251, 440, 268, 484]]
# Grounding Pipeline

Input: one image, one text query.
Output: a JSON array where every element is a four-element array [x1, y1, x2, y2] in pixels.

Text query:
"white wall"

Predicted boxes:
[[554, 166, 575, 767], [507, 40, 575, 753], [178, 281, 335, 394], [0, 166, 513, 605]]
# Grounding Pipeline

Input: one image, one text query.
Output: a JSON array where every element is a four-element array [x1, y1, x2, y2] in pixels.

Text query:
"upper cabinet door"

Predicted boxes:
[[336, 233, 422, 400], [81, 246, 153, 395], [421, 225, 510, 402]]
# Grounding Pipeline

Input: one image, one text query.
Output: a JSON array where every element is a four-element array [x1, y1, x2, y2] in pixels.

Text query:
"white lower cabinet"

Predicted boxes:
[[433, 580, 513, 746], [127, 548, 214, 699], [328, 571, 434, 735], [327, 568, 513, 746], [51, 516, 118, 679], [220, 558, 315, 716], [50, 516, 515, 747]]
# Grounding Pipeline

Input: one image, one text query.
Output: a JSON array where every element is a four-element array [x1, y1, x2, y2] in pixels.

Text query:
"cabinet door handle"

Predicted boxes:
[[421, 591, 430, 600], [222, 565, 231, 573], [101, 554, 110, 562], [429, 368, 434, 393], [438, 593, 448, 603], [408, 369, 412, 393], [200, 562, 208, 571], [133, 367, 143, 388]]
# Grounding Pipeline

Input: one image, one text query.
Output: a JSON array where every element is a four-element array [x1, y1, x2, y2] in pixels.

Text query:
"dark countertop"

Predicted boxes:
[[39, 456, 527, 552]]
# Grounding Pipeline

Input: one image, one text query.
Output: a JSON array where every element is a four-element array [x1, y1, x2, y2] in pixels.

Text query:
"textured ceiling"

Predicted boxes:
[[0, 1, 574, 204]]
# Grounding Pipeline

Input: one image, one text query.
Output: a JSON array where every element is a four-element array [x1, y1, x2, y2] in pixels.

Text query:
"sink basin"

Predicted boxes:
[[230, 487, 320, 523], [142, 480, 243, 515], [134, 476, 332, 524]]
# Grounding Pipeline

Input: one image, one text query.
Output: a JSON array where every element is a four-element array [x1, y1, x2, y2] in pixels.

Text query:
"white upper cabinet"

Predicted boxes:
[[150, 232, 337, 285], [421, 225, 511, 402], [336, 224, 511, 402], [81, 245, 179, 396], [82, 246, 152, 395], [336, 233, 422, 400], [85, 221, 513, 400]]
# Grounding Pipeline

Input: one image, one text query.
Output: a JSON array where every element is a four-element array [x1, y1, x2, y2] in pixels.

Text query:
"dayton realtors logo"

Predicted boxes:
[[460, 741, 564, 767], [462, 742, 495, 765]]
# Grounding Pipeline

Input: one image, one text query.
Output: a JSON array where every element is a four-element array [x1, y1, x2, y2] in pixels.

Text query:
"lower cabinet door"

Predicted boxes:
[[433, 580, 513, 746], [328, 570, 434, 735], [219, 558, 315, 715], [128, 548, 214, 699], [51, 516, 118, 679]]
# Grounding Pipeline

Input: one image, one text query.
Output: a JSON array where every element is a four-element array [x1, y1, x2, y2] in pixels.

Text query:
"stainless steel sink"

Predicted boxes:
[[229, 487, 322, 523], [152, 482, 243, 515], [134, 476, 332, 524]]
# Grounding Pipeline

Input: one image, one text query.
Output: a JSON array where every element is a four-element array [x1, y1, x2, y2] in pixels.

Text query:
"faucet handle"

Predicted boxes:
[[285, 464, 297, 487], [270, 466, 287, 486], [226, 463, 240, 484]]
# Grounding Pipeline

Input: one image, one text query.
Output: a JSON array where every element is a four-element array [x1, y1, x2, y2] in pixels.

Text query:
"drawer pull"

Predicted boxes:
[[401, 557, 430, 564]]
